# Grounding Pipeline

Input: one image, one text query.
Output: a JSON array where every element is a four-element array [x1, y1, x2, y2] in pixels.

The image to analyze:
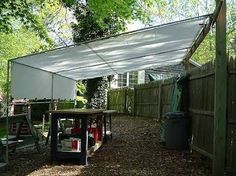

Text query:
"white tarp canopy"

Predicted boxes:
[[10, 15, 210, 100]]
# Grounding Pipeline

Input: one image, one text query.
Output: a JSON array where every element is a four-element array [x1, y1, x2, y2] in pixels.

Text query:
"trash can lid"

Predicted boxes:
[[165, 112, 186, 119]]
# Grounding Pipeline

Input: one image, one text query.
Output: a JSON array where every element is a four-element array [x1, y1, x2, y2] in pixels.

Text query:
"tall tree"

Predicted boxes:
[[62, 0, 161, 108]]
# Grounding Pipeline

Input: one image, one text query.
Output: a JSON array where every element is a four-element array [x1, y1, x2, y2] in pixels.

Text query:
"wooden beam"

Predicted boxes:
[[213, 0, 227, 175], [190, 144, 213, 160]]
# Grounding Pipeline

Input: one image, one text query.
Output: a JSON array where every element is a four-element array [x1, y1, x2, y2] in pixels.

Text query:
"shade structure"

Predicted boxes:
[[10, 15, 211, 100]]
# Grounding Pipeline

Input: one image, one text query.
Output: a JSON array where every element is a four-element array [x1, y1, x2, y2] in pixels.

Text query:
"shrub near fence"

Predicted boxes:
[[57, 101, 75, 110]]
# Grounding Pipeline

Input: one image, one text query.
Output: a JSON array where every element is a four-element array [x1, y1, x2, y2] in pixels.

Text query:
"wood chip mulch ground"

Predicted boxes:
[[2, 115, 211, 176]]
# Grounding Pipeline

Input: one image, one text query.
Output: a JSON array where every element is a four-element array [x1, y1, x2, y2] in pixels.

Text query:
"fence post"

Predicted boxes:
[[213, 0, 227, 175]]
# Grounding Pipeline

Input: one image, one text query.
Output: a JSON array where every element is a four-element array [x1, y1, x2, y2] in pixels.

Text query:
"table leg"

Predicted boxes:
[[103, 115, 107, 143], [45, 128, 50, 145], [50, 114, 58, 162], [109, 114, 112, 140], [16, 122, 24, 139], [81, 118, 88, 165]]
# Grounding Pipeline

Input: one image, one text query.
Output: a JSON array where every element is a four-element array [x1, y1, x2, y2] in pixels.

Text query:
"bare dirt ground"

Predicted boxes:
[[2, 115, 211, 176]]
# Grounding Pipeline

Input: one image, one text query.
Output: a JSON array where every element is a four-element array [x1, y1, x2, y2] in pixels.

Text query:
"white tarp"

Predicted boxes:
[[53, 74, 76, 100], [11, 62, 76, 99], [10, 16, 210, 99]]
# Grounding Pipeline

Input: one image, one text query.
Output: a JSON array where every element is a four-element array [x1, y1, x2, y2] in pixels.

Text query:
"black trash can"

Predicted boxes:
[[164, 112, 189, 150]]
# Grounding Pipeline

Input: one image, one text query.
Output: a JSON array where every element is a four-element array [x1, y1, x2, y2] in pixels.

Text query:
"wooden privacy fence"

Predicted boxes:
[[134, 78, 177, 118], [107, 88, 134, 114], [107, 57, 236, 172], [188, 62, 215, 159], [189, 58, 236, 172], [108, 77, 181, 119], [225, 57, 236, 171]]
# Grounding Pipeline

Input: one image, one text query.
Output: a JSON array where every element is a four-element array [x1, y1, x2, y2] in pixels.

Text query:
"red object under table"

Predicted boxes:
[[71, 127, 101, 143]]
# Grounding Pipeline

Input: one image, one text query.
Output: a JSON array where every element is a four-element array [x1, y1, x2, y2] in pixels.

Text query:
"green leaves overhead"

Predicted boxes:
[[72, 4, 125, 43], [63, 0, 164, 33], [0, 0, 31, 32], [87, 0, 149, 23], [0, 0, 53, 43]]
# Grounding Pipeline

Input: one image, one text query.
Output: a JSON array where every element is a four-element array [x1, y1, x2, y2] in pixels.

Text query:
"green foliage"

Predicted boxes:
[[39, 0, 74, 46], [87, 0, 152, 26], [0, 128, 6, 138], [77, 81, 86, 96], [63, 0, 166, 43], [76, 81, 87, 108], [227, 0, 236, 57], [192, 32, 215, 64], [84, 78, 103, 102], [192, 0, 236, 62], [57, 100, 74, 109], [61, 0, 76, 8], [72, 3, 125, 43], [76, 96, 87, 108], [0, 0, 52, 43], [85, 77, 108, 108]]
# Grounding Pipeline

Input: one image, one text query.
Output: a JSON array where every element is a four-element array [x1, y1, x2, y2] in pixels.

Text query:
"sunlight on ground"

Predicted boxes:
[[28, 165, 85, 176]]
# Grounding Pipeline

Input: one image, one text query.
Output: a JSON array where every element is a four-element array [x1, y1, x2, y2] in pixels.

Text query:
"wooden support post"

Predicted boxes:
[[213, 0, 227, 175], [183, 60, 190, 71]]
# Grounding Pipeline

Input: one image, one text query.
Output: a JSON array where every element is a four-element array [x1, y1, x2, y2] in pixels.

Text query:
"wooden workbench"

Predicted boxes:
[[48, 109, 104, 165]]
